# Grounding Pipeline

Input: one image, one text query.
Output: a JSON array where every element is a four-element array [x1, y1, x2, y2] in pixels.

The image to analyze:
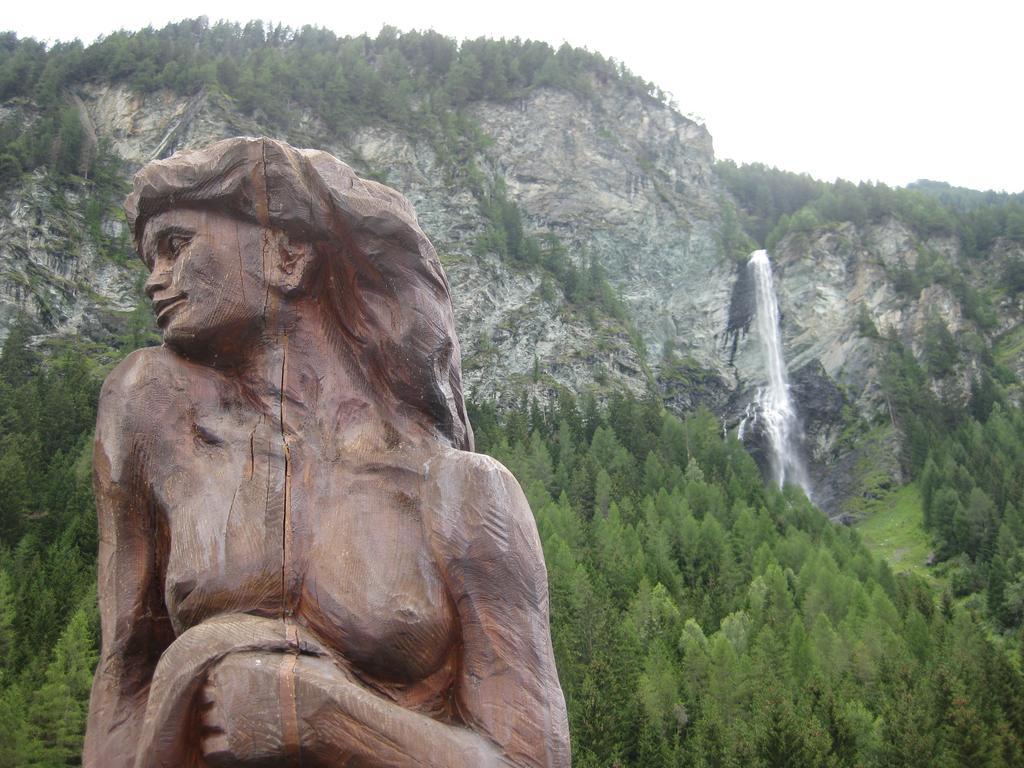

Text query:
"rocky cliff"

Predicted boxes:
[[1, 72, 1020, 512], [0, 82, 729, 396]]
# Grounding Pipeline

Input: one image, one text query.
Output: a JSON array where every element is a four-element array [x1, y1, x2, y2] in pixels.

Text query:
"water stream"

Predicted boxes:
[[738, 249, 812, 497]]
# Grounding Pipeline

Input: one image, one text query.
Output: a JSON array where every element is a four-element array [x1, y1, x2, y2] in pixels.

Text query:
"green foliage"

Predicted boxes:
[[922, 315, 959, 378], [80, 142, 133, 266], [0, 21, 658, 381], [1, 18, 1022, 766], [0, 323, 101, 763], [887, 328, 1024, 631], [1005, 255, 1024, 295], [717, 197, 758, 262], [1, 317, 1023, 763], [0, 152, 20, 183], [476, 181, 624, 313], [0, 20, 664, 178], [23, 598, 97, 766], [470, 390, 1024, 765], [875, 324, 1024, 629], [721, 163, 1024, 272], [908, 179, 1024, 211], [715, 161, 826, 247], [855, 484, 936, 581], [856, 303, 879, 338], [473, 179, 648, 372]]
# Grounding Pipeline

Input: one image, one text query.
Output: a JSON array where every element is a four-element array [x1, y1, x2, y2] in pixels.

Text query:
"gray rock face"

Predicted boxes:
[[760, 220, 1018, 411], [725, 220, 1023, 512], [0, 81, 1020, 511], [469, 89, 728, 369], [0, 83, 728, 402], [0, 172, 138, 344]]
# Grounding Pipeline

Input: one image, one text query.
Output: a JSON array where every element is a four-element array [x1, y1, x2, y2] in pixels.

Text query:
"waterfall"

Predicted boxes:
[[739, 249, 812, 497]]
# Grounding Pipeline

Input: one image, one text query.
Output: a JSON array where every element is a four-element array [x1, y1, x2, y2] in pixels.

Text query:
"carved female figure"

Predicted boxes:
[[83, 137, 570, 767]]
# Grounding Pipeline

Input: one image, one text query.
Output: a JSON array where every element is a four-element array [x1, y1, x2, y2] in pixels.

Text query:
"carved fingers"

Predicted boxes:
[[199, 652, 297, 767], [291, 655, 501, 768]]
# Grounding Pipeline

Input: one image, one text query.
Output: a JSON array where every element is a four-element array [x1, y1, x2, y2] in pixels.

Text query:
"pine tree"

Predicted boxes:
[[24, 601, 97, 766], [0, 684, 29, 767], [988, 555, 1010, 627], [0, 570, 16, 676]]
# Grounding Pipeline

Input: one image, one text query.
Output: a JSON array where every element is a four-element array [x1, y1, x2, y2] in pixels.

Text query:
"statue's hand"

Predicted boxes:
[[199, 652, 296, 767]]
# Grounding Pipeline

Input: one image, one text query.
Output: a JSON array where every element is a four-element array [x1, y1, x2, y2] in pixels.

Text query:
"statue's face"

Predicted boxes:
[[142, 208, 270, 359]]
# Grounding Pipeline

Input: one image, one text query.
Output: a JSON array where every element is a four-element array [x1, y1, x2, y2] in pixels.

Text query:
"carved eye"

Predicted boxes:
[[167, 235, 191, 257]]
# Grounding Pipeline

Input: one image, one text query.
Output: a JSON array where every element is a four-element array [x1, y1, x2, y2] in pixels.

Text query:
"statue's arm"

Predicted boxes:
[[294, 452, 570, 768], [83, 357, 173, 768], [433, 453, 571, 768]]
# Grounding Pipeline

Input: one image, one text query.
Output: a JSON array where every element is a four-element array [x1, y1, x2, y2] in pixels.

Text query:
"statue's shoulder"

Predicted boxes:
[[102, 345, 182, 392], [97, 346, 187, 435], [424, 448, 525, 503], [422, 448, 540, 557]]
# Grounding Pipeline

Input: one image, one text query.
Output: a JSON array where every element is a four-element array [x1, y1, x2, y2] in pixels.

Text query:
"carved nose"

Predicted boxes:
[[144, 267, 169, 300]]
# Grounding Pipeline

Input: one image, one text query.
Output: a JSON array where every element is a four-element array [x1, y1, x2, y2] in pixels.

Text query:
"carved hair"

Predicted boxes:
[[126, 137, 473, 451]]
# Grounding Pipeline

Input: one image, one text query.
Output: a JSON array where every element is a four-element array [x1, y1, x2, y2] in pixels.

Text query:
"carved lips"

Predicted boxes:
[[153, 294, 187, 326]]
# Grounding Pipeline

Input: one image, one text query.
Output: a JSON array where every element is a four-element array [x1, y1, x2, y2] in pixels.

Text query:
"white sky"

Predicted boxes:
[[8, 0, 1023, 192]]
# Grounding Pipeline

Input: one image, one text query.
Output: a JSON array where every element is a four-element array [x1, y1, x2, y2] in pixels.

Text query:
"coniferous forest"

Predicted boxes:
[[1, 332, 1024, 765], [0, 17, 1023, 767]]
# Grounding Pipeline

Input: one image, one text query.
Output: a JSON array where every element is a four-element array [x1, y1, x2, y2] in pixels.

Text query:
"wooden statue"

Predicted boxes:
[[83, 137, 571, 767]]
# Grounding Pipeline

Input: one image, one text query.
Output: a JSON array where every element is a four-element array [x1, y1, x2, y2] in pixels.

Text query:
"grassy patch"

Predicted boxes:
[[855, 483, 938, 582], [437, 251, 471, 268], [839, 424, 902, 520], [995, 325, 1024, 369]]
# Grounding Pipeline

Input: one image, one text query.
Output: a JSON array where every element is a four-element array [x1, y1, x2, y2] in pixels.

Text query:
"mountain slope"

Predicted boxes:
[[1, 21, 1022, 512], [2, 21, 1024, 767]]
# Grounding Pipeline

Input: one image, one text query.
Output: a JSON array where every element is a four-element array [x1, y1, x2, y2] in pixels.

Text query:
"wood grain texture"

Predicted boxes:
[[83, 137, 570, 767]]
